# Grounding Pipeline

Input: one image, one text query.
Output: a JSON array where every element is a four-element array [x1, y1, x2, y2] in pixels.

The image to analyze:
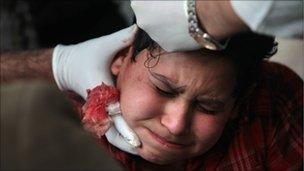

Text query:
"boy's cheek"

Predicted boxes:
[[192, 115, 228, 139], [122, 91, 159, 121]]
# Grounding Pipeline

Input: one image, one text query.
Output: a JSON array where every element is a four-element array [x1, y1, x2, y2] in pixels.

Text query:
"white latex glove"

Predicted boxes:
[[131, 1, 200, 52], [52, 24, 137, 99], [52, 25, 140, 155]]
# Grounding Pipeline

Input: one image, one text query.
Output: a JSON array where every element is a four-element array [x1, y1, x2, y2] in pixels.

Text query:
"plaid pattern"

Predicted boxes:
[[67, 61, 303, 171]]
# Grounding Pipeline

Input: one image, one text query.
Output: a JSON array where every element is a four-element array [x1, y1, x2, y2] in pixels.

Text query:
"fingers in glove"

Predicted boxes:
[[107, 102, 141, 147], [111, 115, 141, 147], [112, 24, 138, 45], [105, 127, 138, 155]]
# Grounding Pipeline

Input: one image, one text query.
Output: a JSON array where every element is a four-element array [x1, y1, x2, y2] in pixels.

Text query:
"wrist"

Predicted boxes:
[[187, 0, 229, 50], [196, 1, 249, 40], [1, 49, 54, 83]]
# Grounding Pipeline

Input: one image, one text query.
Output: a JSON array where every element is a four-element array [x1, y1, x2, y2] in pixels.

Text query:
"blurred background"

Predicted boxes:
[[1, 0, 303, 79], [0, 0, 133, 50]]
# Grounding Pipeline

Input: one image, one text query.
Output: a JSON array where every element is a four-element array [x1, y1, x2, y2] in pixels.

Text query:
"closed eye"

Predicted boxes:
[[196, 104, 218, 115], [195, 101, 223, 115], [155, 86, 176, 98]]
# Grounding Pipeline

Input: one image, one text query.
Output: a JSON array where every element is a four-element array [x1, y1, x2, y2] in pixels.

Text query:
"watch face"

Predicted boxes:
[[193, 34, 230, 51], [203, 41, 217, 50], [202, 33, 218, 50], [194, 36, 218, 50]]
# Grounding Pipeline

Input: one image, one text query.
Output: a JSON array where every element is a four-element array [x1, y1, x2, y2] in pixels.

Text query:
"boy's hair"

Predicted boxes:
[[132, 28, 278, 105]]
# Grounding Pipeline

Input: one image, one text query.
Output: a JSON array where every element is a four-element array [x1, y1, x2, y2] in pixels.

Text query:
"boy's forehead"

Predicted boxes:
[[132, 49, 235, 76], [137, 51, 234, 80]]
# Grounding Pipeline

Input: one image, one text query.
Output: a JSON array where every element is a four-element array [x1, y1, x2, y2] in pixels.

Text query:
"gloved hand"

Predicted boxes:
[[52, 25, 140, 155], [52, 24, 138, 99], [131, 1, 200, 52]]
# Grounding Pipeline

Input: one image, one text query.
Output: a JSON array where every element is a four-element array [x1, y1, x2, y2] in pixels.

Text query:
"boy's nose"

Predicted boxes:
[[160, 100, 192, 136]]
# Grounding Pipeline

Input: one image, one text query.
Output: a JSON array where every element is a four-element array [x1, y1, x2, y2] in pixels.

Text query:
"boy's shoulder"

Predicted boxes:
[[260, 61, 303, 88], [248, 61, 303, 118], [209, 61, 303, 170]]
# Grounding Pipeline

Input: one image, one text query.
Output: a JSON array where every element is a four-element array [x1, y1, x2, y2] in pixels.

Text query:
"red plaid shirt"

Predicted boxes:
[[67, 61, 303, 171]]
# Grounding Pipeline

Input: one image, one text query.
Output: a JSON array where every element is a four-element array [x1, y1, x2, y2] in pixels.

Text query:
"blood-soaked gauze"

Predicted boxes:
[[82, 83, 119, 137]]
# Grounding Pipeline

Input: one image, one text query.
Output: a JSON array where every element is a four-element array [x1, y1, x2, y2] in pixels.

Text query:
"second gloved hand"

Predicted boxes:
[[131, 1, 200, 52]]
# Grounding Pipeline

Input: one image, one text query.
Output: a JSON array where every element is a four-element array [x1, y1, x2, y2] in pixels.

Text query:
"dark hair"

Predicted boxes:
[[132, 28, 278, 104]]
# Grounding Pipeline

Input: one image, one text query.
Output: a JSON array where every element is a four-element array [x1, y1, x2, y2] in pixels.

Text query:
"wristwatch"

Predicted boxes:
[[186, 0, 229, 51]]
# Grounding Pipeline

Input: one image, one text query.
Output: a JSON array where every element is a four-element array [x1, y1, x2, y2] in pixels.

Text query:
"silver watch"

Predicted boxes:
[[187, 0, 229, 51]]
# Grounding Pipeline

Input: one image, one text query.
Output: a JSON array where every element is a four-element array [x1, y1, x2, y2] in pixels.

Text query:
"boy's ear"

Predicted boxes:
[[111, 45, 134, 76]]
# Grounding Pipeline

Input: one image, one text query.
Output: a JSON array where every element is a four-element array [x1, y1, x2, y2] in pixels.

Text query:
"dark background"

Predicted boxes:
[[1, 0, 132, 51]]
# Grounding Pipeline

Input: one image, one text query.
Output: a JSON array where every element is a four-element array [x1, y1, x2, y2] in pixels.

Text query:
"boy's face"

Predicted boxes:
[[111, 48, 237, 164]]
